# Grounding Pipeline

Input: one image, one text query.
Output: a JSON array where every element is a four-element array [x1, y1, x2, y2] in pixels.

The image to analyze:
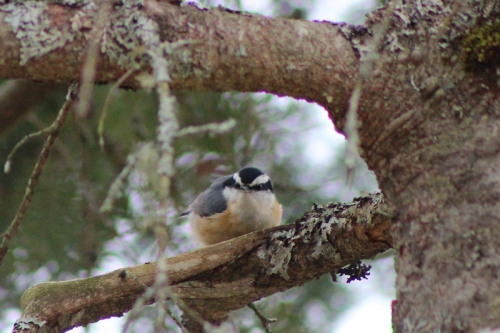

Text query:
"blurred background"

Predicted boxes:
[[0, 0, 394, 332]]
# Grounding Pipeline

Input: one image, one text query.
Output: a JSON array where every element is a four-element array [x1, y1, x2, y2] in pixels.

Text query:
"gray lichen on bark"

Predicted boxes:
[[0, 1, 156, 69], [2, 2, 75, 65]]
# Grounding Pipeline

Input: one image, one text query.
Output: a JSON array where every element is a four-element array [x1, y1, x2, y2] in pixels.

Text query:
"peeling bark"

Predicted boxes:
[[14, 194, 391, 333]]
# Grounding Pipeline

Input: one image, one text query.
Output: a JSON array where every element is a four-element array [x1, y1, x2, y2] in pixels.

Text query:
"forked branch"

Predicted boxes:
[[0, 84, 79, 267]]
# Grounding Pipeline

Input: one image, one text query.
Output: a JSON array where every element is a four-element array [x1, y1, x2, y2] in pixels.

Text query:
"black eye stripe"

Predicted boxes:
[[249, 182, 273, 191], [222, 172, 274, 193]]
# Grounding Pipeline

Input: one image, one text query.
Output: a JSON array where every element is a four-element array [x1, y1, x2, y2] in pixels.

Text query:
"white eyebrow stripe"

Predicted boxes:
[[250, 174, 269, 186], [233, 172, 243, 185]]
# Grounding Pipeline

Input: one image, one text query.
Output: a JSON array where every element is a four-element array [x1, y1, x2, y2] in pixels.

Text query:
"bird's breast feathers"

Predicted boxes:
[[222, 187, 281, 229], [189, 187, 282, 246]]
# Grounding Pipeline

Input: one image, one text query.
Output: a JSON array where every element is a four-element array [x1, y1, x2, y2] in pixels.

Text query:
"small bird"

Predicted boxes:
[[182, 167, 282, 246]]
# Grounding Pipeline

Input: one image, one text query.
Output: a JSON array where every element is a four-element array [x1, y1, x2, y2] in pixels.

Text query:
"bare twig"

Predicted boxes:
[[175, 118, 236, 137], [120, 270, 189, 333], [155, 81, 178, 199], [122, 271, 156, 333], [149, 45, 177, 333], [117, 14, 181, 333], [98, 67, 137, 149], [160, 301, 189, 333], [4, 124, 51, 174], [0, 84, 79, 266], [169, 288, 214, 332], [25, 113, 79, 174], [76, 1, 111, 119], [121, 263, 205, 333], [248, 303, 277, 333], [100, 143, 145, 213]]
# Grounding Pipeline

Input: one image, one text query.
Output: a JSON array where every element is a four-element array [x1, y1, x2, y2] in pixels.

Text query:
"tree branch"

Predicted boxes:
[[0, 84, 79, 267], [0, 2, 357, 111], [14, 193, 391, 333]]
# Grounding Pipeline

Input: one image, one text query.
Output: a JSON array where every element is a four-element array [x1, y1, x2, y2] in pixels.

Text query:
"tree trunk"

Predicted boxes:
[[328, 3, 500, 332]]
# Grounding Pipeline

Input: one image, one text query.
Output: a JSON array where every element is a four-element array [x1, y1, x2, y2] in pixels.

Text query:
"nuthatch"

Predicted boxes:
[[182, 167, 282, 246]]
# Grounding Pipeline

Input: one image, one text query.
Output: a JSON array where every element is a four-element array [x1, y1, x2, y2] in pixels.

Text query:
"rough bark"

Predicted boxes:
[[1, 0, 500, 332], [0, 2, 356, 111], [14, 194, 391, 333], [330, 3, 500, 332]]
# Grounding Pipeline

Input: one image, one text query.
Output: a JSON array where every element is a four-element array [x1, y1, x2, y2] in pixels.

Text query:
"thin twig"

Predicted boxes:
[[159, 301, 189, 333], [0, 84, 79, 266], [154, 219, 170, 333], [175, 118, 236, 137], [4, 126, 52, 174], [172, 296, 212, 331], [120, 270, 189, 333], [248, 303, 277, 333], [98, 67, 137, 149], [122, 275, 156, 333], [76, 1, 111, 119], [100, 143, 145, 213], [25, 112, 79, 174], [121, 14, 179, 332], [144, 22, 179, 332], [119, 189, 209, 331]]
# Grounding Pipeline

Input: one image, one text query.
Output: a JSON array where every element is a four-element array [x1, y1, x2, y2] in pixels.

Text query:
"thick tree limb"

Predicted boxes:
[[0, 2, 357, 112], [14, 193, 391, 333]]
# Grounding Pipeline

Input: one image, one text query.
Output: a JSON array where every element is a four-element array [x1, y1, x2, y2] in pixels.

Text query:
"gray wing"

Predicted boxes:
[[189, 175, 231, 217]]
